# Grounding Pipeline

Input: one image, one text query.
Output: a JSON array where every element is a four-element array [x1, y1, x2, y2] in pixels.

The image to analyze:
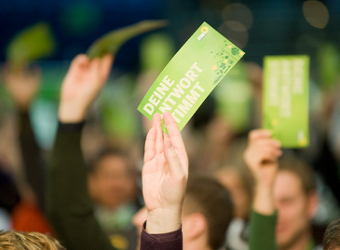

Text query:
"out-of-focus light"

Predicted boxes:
[[140, 33, 175, 72], [218, 21, 248, 49], [222, 3, 253, 30], [224, 21, 247, 33], [303, 0, 329, 29]]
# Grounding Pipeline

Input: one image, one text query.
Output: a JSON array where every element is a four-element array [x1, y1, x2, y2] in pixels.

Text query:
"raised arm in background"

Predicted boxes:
[[3, 66, 46, 211], [244, 129, 282, 250], [47, 54, 116, 250], [48, 53, 186, 250]]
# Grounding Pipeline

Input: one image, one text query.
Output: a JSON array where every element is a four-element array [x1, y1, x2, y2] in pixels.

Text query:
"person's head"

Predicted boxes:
[[88, 148, 137, 209], [323, 218, 340, 250], [273, 154, 318, 249], [133, 175, 233, 250], [182, 175, 233, 250], [0, 231, 64, 250]]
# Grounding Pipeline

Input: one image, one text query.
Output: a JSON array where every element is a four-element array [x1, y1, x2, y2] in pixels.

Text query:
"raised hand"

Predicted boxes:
[[58, 54, 113, 123], [142, 112, 188, 234], [3, 65, 41, 111], [244, 129, 282, 214]]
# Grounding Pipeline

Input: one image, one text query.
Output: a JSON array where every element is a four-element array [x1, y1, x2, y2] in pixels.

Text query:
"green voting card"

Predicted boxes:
[[137, 22, 245, 131], [263, 55, 310, 148], [6, 22, 56, 68], [87, 20, 168, 58]]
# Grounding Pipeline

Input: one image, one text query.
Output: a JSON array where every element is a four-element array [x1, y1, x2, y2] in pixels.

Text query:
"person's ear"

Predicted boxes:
[[307, 191, 318, 218], [182, 213, 207, 240]]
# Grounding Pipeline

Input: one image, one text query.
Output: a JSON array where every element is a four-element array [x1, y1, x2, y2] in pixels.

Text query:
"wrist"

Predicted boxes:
[[146, 207, 182, 234], [253, 184, 275, 215], [255, 181, 274, 191], [58, 103, 86, 123]]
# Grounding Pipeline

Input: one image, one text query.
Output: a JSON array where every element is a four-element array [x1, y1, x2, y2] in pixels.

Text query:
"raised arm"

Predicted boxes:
[[140, 111, 188, 249], [244, 129, 281, 250], [3, 66, 46, 210], [47, 54, 116, 250]]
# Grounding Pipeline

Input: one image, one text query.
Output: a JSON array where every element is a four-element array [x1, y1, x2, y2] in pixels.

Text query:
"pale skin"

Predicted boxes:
[[244, 129, 282, 215], [143, 112, 188, 234], [58, 53, 188, 234], [58, 53, 113, 123]]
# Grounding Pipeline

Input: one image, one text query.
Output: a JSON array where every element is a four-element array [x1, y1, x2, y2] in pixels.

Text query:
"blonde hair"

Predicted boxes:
[[0, 231, 65, 250]]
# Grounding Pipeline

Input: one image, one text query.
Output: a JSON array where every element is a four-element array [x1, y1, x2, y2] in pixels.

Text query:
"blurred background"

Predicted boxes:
[[0, 0, 340, 240]]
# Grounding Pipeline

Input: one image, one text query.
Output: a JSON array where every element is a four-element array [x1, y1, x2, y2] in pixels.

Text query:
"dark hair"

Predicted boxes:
[[88, 147, 136, 175], [323, 218, 340, 250], [278, 153, 316, 194], [183, 175, 233, 250]]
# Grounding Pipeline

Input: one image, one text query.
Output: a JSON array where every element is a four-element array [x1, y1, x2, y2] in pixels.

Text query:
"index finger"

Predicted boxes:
[[162, 111, 186, 155], [249, 129, 272, 142]]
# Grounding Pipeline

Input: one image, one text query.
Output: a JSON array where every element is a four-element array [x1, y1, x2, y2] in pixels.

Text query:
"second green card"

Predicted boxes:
[[263, 55, 310, 148]]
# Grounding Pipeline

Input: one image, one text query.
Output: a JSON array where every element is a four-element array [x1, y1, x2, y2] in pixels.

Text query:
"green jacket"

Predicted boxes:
[[249, 210, 322, 250]]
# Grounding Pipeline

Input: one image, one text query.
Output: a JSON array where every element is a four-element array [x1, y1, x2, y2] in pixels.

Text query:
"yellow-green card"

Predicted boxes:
[[263, 55, 310, 148], [6, 22, 56, 68], [137, 21, 245, 131]]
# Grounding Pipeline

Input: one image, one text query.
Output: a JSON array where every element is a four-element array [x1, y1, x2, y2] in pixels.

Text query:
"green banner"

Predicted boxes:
[[262, 55, 310, 148], [137, 22, 245, 131]]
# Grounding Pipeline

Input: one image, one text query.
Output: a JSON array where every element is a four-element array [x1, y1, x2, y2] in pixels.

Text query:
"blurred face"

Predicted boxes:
[[273, 170, 316, 249], [88, 155, 136, 208], [216, 168, 250, 219]]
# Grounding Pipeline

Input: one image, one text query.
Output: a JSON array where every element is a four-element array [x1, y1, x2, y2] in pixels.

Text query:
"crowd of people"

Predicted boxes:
[[0, 34, 340, 250]]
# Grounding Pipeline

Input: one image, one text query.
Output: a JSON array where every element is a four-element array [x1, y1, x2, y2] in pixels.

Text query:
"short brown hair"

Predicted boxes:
[[0, 231, 65, 250], [278, 153, 316, 194], [183, 175, 233, 250], [323, 218, 340, 250]]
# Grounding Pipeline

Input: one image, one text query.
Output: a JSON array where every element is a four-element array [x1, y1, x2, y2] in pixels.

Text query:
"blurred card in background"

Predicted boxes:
[[263, 55, 310, 148], [87, 20, 168, 58], [6, 22, 56, 69]]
